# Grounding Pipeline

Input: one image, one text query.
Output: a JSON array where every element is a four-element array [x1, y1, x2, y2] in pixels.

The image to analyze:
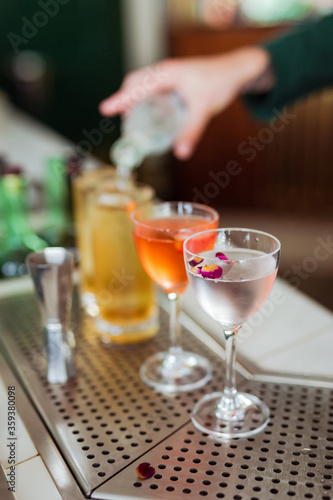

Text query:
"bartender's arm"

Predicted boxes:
[[100, 14, 333, 160]]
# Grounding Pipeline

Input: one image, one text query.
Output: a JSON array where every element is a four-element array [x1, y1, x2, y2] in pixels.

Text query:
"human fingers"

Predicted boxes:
[[99, 61, 175, 116], [173, 108, 210, 160]]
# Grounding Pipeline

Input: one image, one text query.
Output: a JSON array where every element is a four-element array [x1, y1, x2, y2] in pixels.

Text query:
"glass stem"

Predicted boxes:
[[168, 292, 182, 356], [216, 329, 237, 416], [224, 329, 237, 397]]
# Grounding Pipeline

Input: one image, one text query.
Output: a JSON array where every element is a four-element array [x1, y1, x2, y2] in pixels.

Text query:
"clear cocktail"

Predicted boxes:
[[184, 228, 280, 438]]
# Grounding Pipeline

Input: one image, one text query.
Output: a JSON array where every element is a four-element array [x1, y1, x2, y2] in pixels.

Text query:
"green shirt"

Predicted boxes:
[[245, 14, 333, 120]]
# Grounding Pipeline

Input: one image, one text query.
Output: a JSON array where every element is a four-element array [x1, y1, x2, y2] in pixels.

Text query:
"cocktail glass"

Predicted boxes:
[[132, 201, 219, 392], [184, 228, 280, 438]]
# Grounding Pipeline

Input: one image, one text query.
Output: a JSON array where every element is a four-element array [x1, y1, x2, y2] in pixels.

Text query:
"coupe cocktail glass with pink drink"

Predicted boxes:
[[184, 228, 280, 438], [132, 201, 219, 392]]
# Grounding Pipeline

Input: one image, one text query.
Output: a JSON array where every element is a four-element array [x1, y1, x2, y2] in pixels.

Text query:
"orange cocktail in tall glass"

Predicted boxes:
[[132, 202, 219, 392]]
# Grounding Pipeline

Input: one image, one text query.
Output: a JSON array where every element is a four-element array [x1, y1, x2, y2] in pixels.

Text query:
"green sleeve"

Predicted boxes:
[[244, 14, 333, 120]]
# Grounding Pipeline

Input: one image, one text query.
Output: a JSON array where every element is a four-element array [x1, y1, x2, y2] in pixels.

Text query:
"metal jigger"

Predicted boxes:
[[26, 247, 76, 384]]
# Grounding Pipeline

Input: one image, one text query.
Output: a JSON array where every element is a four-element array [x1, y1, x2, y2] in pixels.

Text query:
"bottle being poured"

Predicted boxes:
[[110, 91, 187, 189]]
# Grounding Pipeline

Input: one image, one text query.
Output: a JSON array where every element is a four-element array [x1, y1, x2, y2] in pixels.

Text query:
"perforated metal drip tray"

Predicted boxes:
[[0, 293, 333, 500]]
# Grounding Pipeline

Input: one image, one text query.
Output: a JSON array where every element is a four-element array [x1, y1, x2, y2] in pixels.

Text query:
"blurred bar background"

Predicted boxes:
[[0, 0, 332, 307]]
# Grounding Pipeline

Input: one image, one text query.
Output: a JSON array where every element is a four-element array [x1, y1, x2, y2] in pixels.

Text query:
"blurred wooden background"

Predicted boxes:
[[168, 25, 333, 216]]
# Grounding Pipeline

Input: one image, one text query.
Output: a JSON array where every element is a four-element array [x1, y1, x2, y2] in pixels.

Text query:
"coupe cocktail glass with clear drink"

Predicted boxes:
[[132, 202, 219, 392], [184, 228, 280, 438]]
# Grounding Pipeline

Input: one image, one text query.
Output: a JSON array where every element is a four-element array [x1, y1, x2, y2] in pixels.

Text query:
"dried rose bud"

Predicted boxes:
[[189, 256, 204, 267], [215, 252, 229, 261], [201, 264, 223, 279], [136, 462, 155, 479]]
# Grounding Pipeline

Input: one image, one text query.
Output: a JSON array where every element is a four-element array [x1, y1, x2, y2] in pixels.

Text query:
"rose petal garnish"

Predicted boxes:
[[201, 264, 223, 279], [136, 462, 155, 479], [215, 252, 229, 261], [189, 256, 203, 267], [190, 266, 202, 275]]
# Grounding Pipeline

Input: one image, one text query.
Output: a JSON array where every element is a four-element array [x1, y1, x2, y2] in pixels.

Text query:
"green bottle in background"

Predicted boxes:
[[0, 169, 47, 278], [41, 154, 83, 248], [42, 157, 70, 245]]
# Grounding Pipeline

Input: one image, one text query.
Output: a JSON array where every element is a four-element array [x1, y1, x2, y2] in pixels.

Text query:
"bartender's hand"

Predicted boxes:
[[99, 46, 273, 160]]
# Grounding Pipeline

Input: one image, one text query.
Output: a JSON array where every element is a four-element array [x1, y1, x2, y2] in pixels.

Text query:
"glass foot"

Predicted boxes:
[[191, 391, 270, 439], [140, 351, 212, 393]]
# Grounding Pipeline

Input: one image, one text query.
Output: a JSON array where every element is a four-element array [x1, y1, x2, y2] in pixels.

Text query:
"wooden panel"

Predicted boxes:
[[168, 26, 333, 215]]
